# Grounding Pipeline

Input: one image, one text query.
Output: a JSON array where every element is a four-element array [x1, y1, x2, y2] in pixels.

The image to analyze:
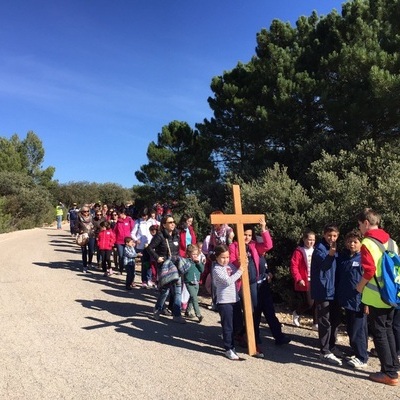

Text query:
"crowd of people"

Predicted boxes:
[[60, 203, 399, 385], [290, 208, 400, 386]]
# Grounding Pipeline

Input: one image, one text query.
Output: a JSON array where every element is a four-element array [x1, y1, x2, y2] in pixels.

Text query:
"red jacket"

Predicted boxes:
[[97, 229, 116, 250], [179, 225, 197, 256], [361, 228, 390, 281], [290, 246, 312, 291]]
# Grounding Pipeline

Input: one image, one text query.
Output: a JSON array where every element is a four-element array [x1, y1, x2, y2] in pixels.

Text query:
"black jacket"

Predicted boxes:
[[147, 229, 180, 267]]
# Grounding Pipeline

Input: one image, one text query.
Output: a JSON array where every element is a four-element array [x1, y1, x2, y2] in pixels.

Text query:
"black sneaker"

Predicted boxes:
[[275, 336, 291, 345], [330, 347, 346, 358]]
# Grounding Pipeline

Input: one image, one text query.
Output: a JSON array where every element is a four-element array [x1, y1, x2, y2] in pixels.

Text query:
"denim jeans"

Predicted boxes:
[[56, 215, 62, 229], [140, 258, 152, 283], [95, 241, 101, 265], [155, 282, 182, 317], [81, 237, 95, 268], [116, 244, 125, 273], [217, 301, 243, 351]]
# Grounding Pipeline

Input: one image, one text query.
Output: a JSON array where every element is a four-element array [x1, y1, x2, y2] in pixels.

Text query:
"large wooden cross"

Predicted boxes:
[[210, 185, 264, 356]]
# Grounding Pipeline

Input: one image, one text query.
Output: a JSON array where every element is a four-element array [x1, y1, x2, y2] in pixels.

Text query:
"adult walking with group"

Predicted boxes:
[[147, 215, 185, 323], [74, 205, 95, 273]]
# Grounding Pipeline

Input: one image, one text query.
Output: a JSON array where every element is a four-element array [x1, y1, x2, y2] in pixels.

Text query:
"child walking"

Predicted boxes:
[[179, 244, 204, 323], [96, 221, 116, 277], [336, 230, 368, 369], [212, 244, 244, 360], [123, 237, 140, 290]]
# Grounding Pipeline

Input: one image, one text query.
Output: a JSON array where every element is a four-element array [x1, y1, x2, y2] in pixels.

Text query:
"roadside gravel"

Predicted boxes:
[[0, 226, 398, 399]]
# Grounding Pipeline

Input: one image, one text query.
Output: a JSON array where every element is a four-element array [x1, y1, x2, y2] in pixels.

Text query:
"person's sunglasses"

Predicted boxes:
[[166, 221, 175, 224]]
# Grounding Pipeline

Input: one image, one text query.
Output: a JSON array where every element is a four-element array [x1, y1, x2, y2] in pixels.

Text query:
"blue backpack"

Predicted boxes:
[[368, 237, 400, 309]]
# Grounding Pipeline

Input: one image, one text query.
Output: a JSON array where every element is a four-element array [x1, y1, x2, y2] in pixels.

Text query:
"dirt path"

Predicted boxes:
[[0, 226, 398, 399]]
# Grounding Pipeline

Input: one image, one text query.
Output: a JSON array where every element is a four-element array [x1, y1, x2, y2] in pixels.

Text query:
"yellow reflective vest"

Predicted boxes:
[[56, 205, 64, 217], [362, 237, 396, 309]]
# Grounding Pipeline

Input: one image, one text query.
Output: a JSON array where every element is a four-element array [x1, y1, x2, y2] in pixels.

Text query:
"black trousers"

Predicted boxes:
[[369, 306, 399, 378], [315, 300, 342, 354], [252, 281, 285, 344]]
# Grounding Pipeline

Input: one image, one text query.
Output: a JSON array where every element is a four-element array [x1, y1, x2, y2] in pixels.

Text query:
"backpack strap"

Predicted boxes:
[[388, 239, 396, 253], [365, 237, 388, 293], [367, 236, 387, 253], [367, 237, 396, 254]]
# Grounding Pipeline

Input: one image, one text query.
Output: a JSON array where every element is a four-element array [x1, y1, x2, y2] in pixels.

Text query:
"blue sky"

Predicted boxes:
[[0, 0, 346, 188]]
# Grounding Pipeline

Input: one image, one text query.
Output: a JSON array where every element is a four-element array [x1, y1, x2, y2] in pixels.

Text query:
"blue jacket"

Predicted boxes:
[[310, 239, 337, 301], [335, 250, 363, 312]]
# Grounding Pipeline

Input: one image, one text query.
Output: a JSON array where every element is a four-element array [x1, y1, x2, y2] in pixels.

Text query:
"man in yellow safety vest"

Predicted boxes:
[[356, 208, 400, 386]]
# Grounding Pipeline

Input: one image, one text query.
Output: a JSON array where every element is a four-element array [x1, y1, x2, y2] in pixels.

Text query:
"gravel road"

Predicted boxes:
[[0, 226, 399, 399]]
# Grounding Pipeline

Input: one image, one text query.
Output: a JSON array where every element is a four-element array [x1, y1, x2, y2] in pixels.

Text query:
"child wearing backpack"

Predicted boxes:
[[180, 244, 204, 322], [356, 208, 400, 386], [336, 230, 368, 369]]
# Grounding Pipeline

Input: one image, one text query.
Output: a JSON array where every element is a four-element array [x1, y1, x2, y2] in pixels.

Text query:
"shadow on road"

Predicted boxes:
[[33, 260, 81, 271], [76, 295, 223, 357], [35, 228, 372, 380]]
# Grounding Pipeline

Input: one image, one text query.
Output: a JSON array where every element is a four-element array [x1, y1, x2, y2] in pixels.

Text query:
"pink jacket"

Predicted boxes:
[[229, 230, 273, 280], [113, 216, 135, 245]]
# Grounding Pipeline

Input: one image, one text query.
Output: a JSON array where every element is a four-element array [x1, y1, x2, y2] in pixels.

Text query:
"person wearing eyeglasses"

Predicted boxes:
[[75, 205, 95, 273], [147, 216, 185, 323]]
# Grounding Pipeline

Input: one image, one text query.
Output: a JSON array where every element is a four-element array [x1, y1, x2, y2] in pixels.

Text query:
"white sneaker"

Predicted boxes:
[[320, 353, 342, 366], [347, 357, 367, 369], [292, 311, 300, 327], [225, 349, 240, 360]]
